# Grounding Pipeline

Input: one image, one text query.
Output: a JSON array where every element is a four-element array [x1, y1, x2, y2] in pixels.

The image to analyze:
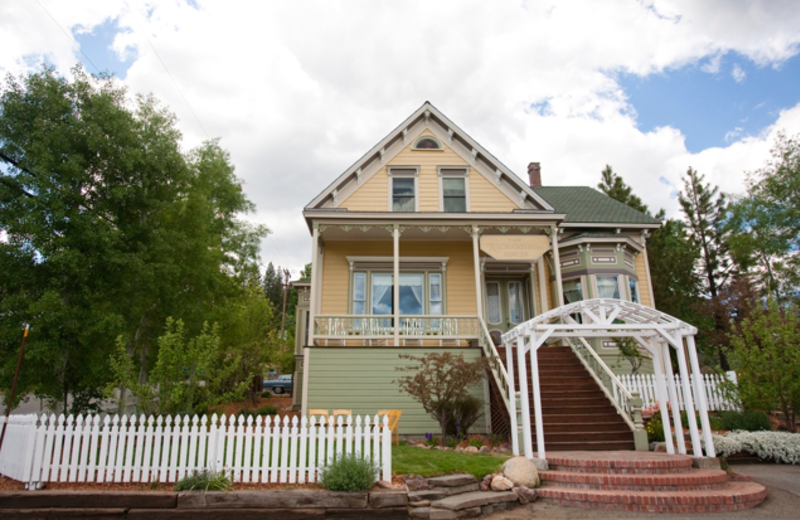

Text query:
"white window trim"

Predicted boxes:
[[349, 269, 447, 315], [438, 167, 470, 212], [388, 166, 419, 212]]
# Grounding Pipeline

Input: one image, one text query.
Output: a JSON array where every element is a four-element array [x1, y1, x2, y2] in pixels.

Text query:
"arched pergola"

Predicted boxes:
[[501, 298, 715, 460]]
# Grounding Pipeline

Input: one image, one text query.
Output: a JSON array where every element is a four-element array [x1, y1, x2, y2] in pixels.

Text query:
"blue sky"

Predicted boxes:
[[73, 19, 134, 80], [619, 52, 800, 153]]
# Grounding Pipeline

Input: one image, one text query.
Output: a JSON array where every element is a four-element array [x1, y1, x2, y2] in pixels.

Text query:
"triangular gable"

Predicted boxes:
[[305, 101, 554, 212]]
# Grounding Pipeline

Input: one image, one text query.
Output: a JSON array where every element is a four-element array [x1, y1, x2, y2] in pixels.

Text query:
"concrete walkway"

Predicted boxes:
[[484, 463, 800, 520]]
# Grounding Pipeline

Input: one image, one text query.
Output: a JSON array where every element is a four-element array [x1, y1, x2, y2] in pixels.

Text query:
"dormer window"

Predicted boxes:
[[413, 136, 442, 150]]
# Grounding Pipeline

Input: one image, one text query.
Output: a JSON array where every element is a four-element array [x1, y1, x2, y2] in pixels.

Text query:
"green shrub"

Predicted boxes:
[[646, 413, 665, 443], [442, 395, 484, 437], [320, 454, 377, 491], [678, 410, 724, 431], [261, 390, 272, 398], [718, 410, 772, 432], [175, 469, 232, 492], [255, 405, 278, 415], [468, 435, 485, 449]]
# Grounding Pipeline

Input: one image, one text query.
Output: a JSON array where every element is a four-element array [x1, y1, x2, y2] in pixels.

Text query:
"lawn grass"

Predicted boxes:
[[392, 444, 511, 479]]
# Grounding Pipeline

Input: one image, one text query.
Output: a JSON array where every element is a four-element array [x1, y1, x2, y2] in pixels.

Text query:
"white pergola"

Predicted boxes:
[[501, 298, 716, 460]]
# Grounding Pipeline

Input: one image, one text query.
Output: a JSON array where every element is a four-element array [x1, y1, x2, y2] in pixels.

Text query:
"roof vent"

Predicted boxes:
[[527, 162, 542, 188]]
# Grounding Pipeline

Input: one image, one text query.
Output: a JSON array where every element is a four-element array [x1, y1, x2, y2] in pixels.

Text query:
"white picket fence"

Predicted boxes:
[[617, 372, 740, 411], [0, 413, 391, 488]]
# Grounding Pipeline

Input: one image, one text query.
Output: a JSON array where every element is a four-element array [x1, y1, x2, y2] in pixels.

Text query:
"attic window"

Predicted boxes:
[[413, 136, 442, 150]]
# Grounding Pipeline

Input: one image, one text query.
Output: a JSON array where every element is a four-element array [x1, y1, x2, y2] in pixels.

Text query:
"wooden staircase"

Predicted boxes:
[[500, 345, 635, 451]]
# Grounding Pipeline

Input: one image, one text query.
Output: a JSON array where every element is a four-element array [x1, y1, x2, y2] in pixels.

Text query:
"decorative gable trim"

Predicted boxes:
[[304, 101, 555, 213]]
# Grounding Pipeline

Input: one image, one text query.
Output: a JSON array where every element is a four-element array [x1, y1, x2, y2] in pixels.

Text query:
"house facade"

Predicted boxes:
[[293, 102, 660, 436]]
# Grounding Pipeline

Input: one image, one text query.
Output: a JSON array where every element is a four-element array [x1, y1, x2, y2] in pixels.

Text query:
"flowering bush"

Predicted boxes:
[[710, 431, 800, 464]]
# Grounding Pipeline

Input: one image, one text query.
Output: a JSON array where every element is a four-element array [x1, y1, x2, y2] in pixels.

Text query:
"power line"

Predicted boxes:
[[35, 0, 102, 75], [123, 0, 210, 140]]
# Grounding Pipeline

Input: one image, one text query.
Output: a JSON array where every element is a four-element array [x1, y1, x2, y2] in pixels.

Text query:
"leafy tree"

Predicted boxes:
[[727, 132, 800, 303], [727, 300, 800, 430], [395, 352, 486, 445], [0, 66, 267, 412]]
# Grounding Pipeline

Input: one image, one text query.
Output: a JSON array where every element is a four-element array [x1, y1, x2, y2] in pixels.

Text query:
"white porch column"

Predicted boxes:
[[302, 226, 321, 415], [393, 225, 400, 346], [472, 226, 483, 318], [551, 227, 564, 307], [675, 335, 702, 457], [686, 335, 716, 457], [537, 258, 549, 313], [652, 342, 675, 454], [529, 340, 545, 459], [505, 339, 519, 456], [662, 341, 686, 454], [529, 263, 538, 317], [516, 335, 533, 459]]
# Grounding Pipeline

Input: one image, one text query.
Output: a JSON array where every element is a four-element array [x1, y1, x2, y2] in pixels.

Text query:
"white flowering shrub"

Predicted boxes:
[[711, 431, 800, 464]]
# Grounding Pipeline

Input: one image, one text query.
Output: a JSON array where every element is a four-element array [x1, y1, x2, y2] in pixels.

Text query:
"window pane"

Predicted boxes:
[[442, 178, 466, 212], [429, 273, 442, 302], [442, 178, 465, 196], [393, 178, 415, 195], [508, 282, 525, 324], [353, 272, 366, 301], [372, 273, 393, 315], [629, 278, 639, 303], [596, 276, 620, 299], [353, 301, 365, 315], [563, 279, 583, 303], [486, 282, 501, 324], [429, 302, 443, 316], [399, 273, 424, 315]]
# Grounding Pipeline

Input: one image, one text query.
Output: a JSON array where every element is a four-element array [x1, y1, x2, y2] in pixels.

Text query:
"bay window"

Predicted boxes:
[[596, 275, 621, 299]]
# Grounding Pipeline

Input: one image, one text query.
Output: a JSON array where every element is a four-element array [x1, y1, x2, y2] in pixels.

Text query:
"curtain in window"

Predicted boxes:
[[596, 276, 620, 299], [486, 282, 501, 324], [372, 274, 393, 314], [399, 273, 424, 314], [508, 282, 524, 324], [563, 279, 583, 304]]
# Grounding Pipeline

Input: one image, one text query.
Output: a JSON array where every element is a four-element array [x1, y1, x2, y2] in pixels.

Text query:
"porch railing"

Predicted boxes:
[[477, 318, 512, 416], [313, 315, 479, 343]]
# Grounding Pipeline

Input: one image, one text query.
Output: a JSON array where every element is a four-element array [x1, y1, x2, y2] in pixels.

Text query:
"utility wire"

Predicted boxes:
[[35, 0, 103, 75], [123, 0, 210, 140]]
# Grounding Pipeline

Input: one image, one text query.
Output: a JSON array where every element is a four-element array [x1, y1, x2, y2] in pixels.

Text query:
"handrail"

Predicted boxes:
[[314, 315, 479, 338], [477, 318, 512, 416], [565, 336, 636, 431]]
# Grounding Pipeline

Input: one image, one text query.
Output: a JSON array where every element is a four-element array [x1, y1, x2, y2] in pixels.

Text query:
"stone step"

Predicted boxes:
[[537, 481, 767, 513], [540, 468, 730, 491], [430, 490, 518, 511]]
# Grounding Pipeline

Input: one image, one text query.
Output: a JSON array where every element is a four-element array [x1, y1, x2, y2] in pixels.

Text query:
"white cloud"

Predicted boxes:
[[732, 63, 746, 82], [3, 0, 800, 273]]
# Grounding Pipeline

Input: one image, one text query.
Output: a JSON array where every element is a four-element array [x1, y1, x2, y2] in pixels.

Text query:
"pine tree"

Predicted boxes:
[[597, 165, 649, 214]]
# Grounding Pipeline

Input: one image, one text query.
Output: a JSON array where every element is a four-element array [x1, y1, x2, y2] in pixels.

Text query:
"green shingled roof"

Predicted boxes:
[[533, 186, 660, 225]]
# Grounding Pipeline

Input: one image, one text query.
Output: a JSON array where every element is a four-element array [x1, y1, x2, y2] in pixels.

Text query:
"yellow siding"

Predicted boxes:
[[339, 135, 517, 212], [319, 240, 477, 316], [635, 251, 653, 308], [468, 170, 519, 212]]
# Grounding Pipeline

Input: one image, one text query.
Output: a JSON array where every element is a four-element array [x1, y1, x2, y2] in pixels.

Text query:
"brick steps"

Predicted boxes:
[[538, 452, 767, 513], [500, 345, 636, 451]]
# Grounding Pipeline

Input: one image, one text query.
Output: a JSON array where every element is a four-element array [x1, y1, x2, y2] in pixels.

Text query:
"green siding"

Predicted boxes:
[[306, 347, 487, 435]]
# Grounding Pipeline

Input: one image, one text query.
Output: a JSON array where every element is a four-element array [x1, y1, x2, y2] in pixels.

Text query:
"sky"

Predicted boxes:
[[3, 0, 800, 276]]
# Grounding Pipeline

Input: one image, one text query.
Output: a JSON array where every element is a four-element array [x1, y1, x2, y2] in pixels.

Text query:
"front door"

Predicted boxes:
[[484, 277, 531, 335]]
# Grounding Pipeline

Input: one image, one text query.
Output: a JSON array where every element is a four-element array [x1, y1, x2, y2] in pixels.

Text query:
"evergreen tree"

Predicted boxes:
[[597, 165, 649, 214], [262, 262, 284, 311], [678, 168, 732, 368]]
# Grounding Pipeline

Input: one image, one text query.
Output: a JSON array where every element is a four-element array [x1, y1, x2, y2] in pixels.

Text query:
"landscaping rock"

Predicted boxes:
[[409, 499, 431, 507], [369, 490, 408, 508], [409, 506, 431, 519], [464, 446, 479, 453], [409, 490, 447, 502], [431, 491, 518, 511], [502, 456, 540, 488], [490, 475, 514, 491], [429, 507, 458, 520], [457, 506, 482, 518], [428, 474, 476, 488], [479, 474, 495, 491], [479, 446, 490, 453], [654, 442, 667, 453], [513, 486, 537, 505], [432, 483, 480, 496], [405, 476, 431, 491]]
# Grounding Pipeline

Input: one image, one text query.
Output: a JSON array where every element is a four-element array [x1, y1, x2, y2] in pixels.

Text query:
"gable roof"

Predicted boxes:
[[304, 101, 554, 212], [532, 186, 660, 226]]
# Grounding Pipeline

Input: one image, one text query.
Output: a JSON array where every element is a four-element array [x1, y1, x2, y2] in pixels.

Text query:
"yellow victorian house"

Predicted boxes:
[[291, 102, 715, 457]]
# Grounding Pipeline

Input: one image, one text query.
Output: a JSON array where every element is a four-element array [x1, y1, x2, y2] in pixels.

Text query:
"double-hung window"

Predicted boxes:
[[389, 167, 418, 212], [351, 271, 445, 316], [439, 167, 468, 212]]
